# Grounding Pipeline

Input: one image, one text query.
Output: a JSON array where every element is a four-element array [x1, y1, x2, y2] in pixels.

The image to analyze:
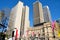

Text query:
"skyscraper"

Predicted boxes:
[[33, 1, 44, 26], [23, 6, 30, 36], [8, 1, 23, 38], [43, 6, 52, 22], [8, 1, 30, 38]]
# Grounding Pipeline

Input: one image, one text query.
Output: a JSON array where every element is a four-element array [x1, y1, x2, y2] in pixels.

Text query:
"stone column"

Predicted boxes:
[[44, 27, 48, 40], [48, 27, 54, 40]]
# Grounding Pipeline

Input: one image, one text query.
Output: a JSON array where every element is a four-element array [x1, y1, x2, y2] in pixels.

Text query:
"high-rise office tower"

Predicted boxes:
[[23, 6, 30, 36], [43, 6, 52, 22], [20, 5, 30, 37], [8, 1, 30, 38], [33, 1, 44, 26], [8, 1, 23, 38]]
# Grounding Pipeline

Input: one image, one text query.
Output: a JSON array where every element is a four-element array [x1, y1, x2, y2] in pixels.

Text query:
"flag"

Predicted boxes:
[[15, 29, 18, 39], [26, 30, 29, 36], [12, 31, 15, 37], [12, 31, 15, 40], [52, 21, 55, 31], [32, 31, 35, 36]]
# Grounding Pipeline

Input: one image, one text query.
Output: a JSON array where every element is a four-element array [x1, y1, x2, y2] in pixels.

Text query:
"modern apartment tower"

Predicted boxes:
[[8, 1, 23, 38], [33, 1, 44, 26], [23, 6, 30, 36], [8, 1, 30, 38], [20, 6, 30, 37], [43, 6, 52, 22]]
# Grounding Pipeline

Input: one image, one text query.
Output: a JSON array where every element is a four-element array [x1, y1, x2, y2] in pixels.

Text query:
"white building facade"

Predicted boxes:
[[8, 1, 23, 38], [43, 6, 52, 23], [8, 1, 30, 38]]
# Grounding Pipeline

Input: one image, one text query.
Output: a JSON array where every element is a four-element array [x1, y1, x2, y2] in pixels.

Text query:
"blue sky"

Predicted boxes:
[[0, 0, 60, 26]]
